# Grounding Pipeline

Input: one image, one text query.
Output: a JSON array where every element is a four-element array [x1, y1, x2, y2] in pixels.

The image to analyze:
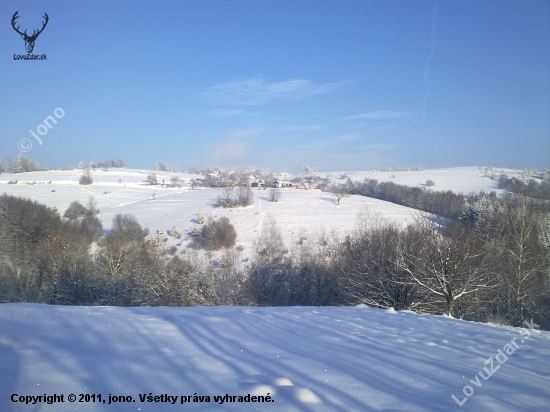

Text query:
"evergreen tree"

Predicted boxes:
[[13, 154, 28, 173]]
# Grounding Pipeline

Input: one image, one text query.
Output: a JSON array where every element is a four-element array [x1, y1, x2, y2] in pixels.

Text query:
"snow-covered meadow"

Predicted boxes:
[[1, 303, 549, 411], [0, 166, 503, 257], [2, 166, 547, 411], [320, 167, 506, 195], [0, 168, 423, 257]]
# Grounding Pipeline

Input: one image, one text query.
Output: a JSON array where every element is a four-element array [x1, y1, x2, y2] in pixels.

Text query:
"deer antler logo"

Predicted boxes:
[[11, 11, 49, 54]]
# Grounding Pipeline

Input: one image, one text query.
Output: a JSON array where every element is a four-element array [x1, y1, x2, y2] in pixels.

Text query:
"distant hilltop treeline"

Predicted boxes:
[[0, 154, 126, 174]]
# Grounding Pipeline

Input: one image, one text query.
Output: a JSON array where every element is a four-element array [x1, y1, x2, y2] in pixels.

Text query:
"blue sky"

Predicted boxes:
[[1, 0, 549, 172]]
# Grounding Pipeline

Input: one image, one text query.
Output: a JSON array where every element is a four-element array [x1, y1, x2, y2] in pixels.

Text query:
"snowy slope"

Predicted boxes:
[[0, 166, 518, 261], [0, 169, 420, 257], [0, 303, 548, 411], [320, 167, 505, 195]]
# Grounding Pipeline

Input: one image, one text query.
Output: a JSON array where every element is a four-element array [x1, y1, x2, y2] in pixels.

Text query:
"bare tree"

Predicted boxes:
[[170, 175, 184, 187], [149, 254, 205, 306], [146, 173, 158, 185], [86, 195, 100, 216], [237, 185, 254, 206], [64, 201, 87, 220], [329, 184, 349, 205], [289, 232, 339, 306], [210, 248, 245, 305], [154, 161, 169, 171], [399, 217, 492, 317], [216, 187, 235, 208], [95, 214, 152, 305], [245, 217, 289, 305], [496, 196, 548, 325], [340, 212, 426, 310], [79, 169, 93, 185], [111, 214, 149, 241], [270, 188, 281, 202]]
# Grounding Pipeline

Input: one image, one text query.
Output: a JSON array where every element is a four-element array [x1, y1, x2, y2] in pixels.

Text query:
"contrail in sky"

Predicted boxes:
[[421, 0, 438, 131]]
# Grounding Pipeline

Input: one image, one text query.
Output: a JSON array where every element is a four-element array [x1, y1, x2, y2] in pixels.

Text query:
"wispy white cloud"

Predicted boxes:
[[211, 140, 248, 160], [207, 108, 244, 117], [360, 143, 397, 152], [294, 134, 360, 152], [343, 110, 413, 120], [279, 125, 324, 132], [200, 136, 397, 172], [199, 77, 350, 106], [229, 128, 263, 140], [208, 128, 263, 161], [336, 134, 359, 142], [422, 0, 439, 131], [257, 140, 397, 172]]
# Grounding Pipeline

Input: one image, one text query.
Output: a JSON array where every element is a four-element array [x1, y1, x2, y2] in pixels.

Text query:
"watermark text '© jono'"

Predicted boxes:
[[18, 107, 65, 152]]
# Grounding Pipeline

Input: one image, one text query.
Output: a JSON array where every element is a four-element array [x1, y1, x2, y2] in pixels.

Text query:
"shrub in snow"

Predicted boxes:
[[146, 173, 158, 185], [171, 226, 181, 238], [270, 188, 281, 202], [193, 217, 237, 251], [79, 170, 93, 185], [149, 236, 162, 248], [170, 175, 184, 187]]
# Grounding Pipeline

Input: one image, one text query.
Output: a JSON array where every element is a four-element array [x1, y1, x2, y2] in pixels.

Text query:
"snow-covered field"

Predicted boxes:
[[0, 168, 422, 257], [320, 167, 505, 195], [1, 303, 549, 411], [0, 166, 507, 257]]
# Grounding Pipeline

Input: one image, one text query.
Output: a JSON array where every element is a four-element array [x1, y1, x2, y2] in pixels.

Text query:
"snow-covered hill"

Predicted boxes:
[[0, 168, 421, 256], [0, 166, 508, 257], [1, 303, 548, 411], [319, 166, 506, 195]]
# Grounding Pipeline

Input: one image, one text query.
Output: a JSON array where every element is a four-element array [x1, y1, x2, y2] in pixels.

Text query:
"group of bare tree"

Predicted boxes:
[[0, 193, 231, 307], [1, 190, 548, 330], [95, 158, 126, 169], [498, 173, 550, 200], [216, 186, 254, 208], [1, 154, 41, 174], [245, 218, 339, 306], [338, 194, 549, 328], [0, 194, 101, 305], [345, 177, 465, 219]]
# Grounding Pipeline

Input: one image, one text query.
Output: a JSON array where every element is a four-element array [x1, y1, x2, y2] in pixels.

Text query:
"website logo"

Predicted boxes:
[[11, 11, 49, 58]]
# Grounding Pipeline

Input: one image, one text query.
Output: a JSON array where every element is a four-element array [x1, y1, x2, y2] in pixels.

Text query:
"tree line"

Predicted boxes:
[[498, 174, 550, 201], [0, 155, 127, 174], [345, 177, 466, 219], [0, 190, 548, 330]]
